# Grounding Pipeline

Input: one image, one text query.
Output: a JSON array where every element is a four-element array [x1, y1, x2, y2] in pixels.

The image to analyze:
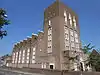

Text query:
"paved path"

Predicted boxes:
[[0, 68, 44, 75]]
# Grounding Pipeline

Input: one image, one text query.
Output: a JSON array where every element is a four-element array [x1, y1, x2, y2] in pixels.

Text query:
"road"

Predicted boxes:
[[0, 68, 44, 75]]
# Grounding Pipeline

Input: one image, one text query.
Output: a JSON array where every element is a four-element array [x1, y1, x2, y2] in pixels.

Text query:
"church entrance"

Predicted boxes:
[[50, 65, 53, 69], [49, 63, 55, 69]]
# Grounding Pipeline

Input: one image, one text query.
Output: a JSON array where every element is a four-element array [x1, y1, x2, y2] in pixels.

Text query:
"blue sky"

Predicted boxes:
[[0, 0, 100, 56]]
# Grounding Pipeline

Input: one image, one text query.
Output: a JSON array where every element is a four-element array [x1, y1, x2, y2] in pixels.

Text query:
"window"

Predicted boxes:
[[48, 29, 52, 35], [44, 63, 46, 68], [69, 13, 71, 19], [65, 46, 69, 50], [64, 11, 67, 24], [48, 20, 52, 54], [48, 35, 52, 40], [27, 57, 29, 59], [76, 44, 79, 48], [48, 41, 52, 47], [12, 53, 15, 63], [18, 61, 21, 63], [27, 60, 29, 63], [65, 17, 67, 24], [33, 52, 35, 55], [70, 36, 74, 42], [69, 13, 72, 26], [23, 50, 25, 53], [18, 51, 21, 63], [32, 56, 35, 59], [27, 53, 29, 56], [22, 57, 25, 60], [73, 16, 76, 22], [33, 47, 36, 51], [70, 30, 73, 36], [74, 22, 76, 29], [15, 52, 18, 63], [32, 47, 36, 63], [32, 60, 35, 64], [64, 10, 67, 17], [49, 20, 51, 25], [64, 27, 69, 34], [65, 34, 69, 40], [75, 38, 78, 43], [70, 19, 72, 26], [19, 51, 21, 54], [73, 16, 77, 29], [40, 49, 42, 52], [41, 63, 44, 68], [22, 60, 25, 63], [48, 48, 52, 53], [65, 41, 69, 46], [22, 50, 25, 63], [75, 33, 78, 38], [26, 49, 30, 63], [41, 63, 46, 68], [28, 49, 30, 52], [23, 50, 25, 56], [71, 42, 75, 47]]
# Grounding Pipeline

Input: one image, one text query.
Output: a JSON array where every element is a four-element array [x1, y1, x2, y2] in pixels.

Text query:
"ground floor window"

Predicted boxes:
[[41, 63, 46, 69]]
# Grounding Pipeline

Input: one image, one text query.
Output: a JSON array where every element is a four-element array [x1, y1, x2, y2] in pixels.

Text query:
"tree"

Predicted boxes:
[[82, 43, 95, 71], [82, 43, 100, 71], [0, 8, 10, 39], [88, 50, 100, 71], [82, 43, 95, 54]]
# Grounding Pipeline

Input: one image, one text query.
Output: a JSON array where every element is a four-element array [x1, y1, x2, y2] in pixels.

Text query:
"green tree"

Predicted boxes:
[[82, 43, 100, 71], [89, 50, 100, 71], [82, 43, 95, 54], [0, 8, 10, 39], [82, 43, 95, 71]]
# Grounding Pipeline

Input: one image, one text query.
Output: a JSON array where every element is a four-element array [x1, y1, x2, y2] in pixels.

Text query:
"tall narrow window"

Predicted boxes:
[[69, 13, 72, 26], [26, 49, 30, 64], [12, 53, 15, 63], [48, 20, 52, 53], [22, 50, 25, 63], [75, 32, 79, 43], [64, 26, 69, 50], [73, 16, 76, 29], [15, 52, 18, 64], [18, 51, 21, 63], [49, 20, 51, 26], [32, 47, 36, 64], [64, 10, 67, 24]]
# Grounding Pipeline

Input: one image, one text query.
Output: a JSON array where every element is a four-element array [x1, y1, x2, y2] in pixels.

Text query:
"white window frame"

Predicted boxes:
[[33, 47, 36, 51]]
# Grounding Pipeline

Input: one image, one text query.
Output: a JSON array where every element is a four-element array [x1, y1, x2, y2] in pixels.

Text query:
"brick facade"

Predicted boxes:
[[10, 0, 89, 71]]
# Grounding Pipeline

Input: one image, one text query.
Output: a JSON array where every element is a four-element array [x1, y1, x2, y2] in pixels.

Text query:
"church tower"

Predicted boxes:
[[43, 0, 84, 70]]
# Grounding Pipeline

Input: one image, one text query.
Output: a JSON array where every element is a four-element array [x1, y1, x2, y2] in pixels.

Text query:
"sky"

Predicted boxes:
[[0, 0, 100, 56]]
